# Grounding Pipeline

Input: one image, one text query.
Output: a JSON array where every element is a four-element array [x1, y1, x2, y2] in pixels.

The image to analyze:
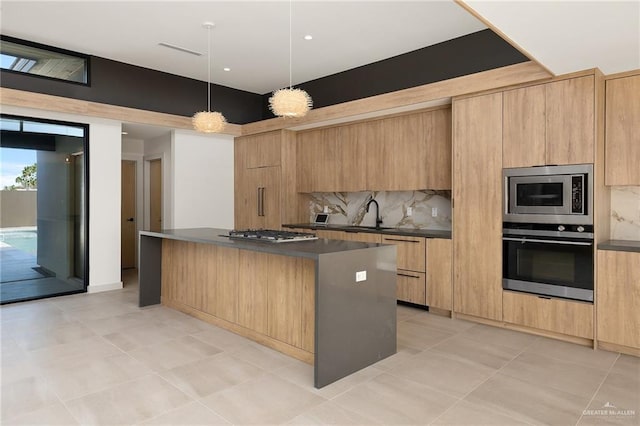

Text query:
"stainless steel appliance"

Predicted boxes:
[[503, 164, 593, 225], [228, 229, 318, 243], [502, 222, 594, 302]]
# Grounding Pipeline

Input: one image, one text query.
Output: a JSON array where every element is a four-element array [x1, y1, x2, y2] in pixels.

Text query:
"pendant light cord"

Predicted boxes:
[[289, 0, 292, 89], [207, 24, 212, 112]]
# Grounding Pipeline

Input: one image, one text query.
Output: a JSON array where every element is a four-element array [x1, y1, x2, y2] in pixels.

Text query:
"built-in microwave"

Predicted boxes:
[[503, 164, 593, 225]]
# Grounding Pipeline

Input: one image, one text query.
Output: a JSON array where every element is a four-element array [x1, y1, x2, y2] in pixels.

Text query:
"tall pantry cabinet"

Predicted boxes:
[[234, 130, 300, 230], [452, 92, 504, 321]]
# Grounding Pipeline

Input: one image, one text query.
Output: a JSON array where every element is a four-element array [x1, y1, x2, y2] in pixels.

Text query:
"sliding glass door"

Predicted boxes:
[[0, 114, 88, 304]]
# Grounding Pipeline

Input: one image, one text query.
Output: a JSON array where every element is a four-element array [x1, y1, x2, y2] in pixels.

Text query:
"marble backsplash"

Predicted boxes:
[[309, 190, 452, 230], [611, 186, 640, 240]]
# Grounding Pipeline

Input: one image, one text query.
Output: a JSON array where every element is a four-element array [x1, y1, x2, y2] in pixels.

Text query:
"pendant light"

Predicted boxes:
[[268, 0, 313, 117], [193, 22, 227, 133]]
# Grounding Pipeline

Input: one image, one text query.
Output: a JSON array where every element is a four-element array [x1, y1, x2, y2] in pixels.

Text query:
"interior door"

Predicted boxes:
[[149, 159, 162, 232], [121, 160, 136, 269]]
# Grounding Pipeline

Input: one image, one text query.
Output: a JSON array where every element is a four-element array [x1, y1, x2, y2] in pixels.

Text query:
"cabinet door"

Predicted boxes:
[[545, 76, 595, 165], [396, 271, 426, 305], [424, 108, 452, 190], [206, 245, 238, 322], [296, 128, 341, 192], [235, 131, 281, 169], [369, 114, 424, 190], [452, 93, 503, 321], [426, 238, 452, 310], [597, 250, 640, 349], [235, 167, 281, 230], [343, 231, 381, 243], [340, 122, 371, 192], [381, 235, 425, 272], [605, 74, 640, 185], [503, 85, 546, 168], [237, 250, 269, 334]]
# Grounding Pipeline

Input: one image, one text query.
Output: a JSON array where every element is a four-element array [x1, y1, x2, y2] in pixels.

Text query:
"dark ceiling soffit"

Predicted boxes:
[[260, 29, 529, 118]]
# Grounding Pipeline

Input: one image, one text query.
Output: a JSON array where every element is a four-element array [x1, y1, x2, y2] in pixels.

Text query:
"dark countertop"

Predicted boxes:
[[283, 223, 452, 239], [140, 228, 384, 260], [598, 239, 640, 253]]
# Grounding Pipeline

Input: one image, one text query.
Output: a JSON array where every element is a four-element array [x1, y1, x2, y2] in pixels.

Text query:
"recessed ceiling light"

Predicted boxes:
[[304, 35, 313, 40], [223, 67, 231, 72]]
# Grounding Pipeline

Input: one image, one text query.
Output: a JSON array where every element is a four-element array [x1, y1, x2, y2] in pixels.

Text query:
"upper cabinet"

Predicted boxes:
[[503, 75, 595, 168], [235, 130, 282, 169], [297, 107, 452, 193], [604, 73, 640, 185]]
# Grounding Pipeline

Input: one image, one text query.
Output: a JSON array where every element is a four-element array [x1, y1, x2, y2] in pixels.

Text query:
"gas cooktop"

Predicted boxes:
[[228, 229, 318, 243]]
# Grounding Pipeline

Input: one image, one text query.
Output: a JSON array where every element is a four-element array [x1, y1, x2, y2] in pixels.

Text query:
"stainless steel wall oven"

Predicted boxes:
[[502, 222, 594, 302]]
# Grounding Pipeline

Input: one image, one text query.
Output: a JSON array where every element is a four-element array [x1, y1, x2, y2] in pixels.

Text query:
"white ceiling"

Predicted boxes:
[[0, 1, 487, 94], [465, 0, 640, 76]]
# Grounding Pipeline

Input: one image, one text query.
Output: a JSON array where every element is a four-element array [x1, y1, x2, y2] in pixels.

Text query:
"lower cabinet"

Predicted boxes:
[[396, 271, 426, 305], [502, 291, 593, 339], [426, 238, 452, 311], [597, 250, 640, 353]]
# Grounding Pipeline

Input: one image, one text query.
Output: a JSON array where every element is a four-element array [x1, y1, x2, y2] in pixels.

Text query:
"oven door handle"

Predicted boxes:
[[503, 237, 593, 246]]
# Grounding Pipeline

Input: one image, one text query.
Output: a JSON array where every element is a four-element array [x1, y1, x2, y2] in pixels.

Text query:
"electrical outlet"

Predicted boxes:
[[323, 205, 329, 213], [356, 270, 367, 282], [407, 207, 412, 216], [431, 207, 438, 217]]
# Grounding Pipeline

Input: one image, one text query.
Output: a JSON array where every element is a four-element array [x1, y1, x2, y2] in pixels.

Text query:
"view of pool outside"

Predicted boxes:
[[0, 227, 37, 255]]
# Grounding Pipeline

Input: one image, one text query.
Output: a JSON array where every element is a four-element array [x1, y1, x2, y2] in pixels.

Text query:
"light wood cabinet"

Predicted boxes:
[[502, 75, 595, 167], [237, 250, 269, 334], [397, 271, 426, 305], [452, 92, 503, 321], [342, 231, 382, 243], [546, 76, 595, 165], [605, 73, 640, 185], [503, 291, 593, 339], [235, 166, 281, 230], [297, 108, 451, 193], [426, 238, 452, 311], [368, 109, 451, 191], [205, 245, 238, 323], [381, 235, 426, 305], [381, 235, 425, 271], [235, 130, 281, 169], [503, 84, 546, 167], [597, 250, 640, 352]]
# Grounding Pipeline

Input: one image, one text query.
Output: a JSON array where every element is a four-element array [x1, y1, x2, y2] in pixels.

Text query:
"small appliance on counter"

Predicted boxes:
[[228, 229, 318, 243]]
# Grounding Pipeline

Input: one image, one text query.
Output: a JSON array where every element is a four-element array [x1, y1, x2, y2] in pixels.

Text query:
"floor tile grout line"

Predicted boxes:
[[573, 352, 621, 426]]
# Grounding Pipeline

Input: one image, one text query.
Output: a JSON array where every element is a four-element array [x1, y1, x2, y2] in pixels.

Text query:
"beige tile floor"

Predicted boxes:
[[1, 269, 638, 425]]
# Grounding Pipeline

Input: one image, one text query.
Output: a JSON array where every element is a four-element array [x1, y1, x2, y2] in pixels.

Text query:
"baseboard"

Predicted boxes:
[[597, 341, 640, 358], [87, 281, 123, 293]]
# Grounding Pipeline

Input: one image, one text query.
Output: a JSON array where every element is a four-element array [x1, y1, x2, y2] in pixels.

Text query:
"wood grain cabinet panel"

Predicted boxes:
[[503, 291, 593, 339], [342, 231, 382, 243], [235, 166, 281, 230], [426, 238, 452, 310], [381, 235, 425, 271], [424, 108, 453, 190], [452, 93, 503, 321], [597, 250, 640, 350], [503, 84, 546, 168], [237, 250, 269, 334], [545, 75, 595, 165], [396, 271, 426, 305], [206, 245, 238, 322], [605, 74, 640, 185], [235, 130, 281, 169]]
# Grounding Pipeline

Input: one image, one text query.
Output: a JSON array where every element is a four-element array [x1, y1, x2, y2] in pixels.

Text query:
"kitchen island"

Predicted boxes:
[[138, 228, 397, 388]]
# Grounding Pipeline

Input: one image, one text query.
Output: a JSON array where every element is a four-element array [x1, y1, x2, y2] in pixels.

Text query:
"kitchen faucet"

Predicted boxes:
[[366, 199, 383, 229]]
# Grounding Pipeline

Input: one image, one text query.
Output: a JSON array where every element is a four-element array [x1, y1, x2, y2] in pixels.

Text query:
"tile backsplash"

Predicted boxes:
[[309, 190, 452, 230], [611, 186, 640, 240]]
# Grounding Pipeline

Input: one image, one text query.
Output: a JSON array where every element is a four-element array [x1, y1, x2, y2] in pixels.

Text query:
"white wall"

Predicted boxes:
[[172, 130, 234, 229], [0, 105, 123, 293]]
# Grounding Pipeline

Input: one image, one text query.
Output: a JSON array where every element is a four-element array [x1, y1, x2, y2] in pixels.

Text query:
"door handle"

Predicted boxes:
[[257, 187, 265, 217], [126, 217, 134, 222]]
